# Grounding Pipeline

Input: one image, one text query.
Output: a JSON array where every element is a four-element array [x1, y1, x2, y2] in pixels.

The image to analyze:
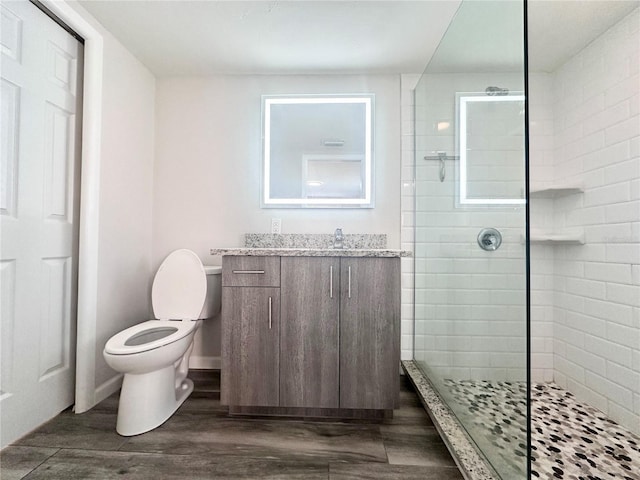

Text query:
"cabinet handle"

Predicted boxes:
[[330, 265, 333, 298], [232, 270, 265, 274], [268, 296, 272, 329], [348, 265, 351, 298]]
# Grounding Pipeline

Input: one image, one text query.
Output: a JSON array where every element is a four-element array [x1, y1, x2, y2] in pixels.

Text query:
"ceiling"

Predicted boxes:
[[77, 1, 461, 76], [528, 0, 639, 72], [78, 0, 639, 77]]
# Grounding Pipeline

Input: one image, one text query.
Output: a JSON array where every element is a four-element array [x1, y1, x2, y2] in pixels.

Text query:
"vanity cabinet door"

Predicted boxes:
[[280, 257, 340, 408], [339, 257, 400, 409], [221, 286, 280, 407]]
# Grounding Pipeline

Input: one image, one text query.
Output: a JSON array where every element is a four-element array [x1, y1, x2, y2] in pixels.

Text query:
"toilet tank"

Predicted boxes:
[[199, 266, 222, 319]]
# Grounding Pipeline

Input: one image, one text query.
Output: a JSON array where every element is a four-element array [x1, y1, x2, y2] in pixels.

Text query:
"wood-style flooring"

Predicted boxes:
[[1, 371, 464, 479]]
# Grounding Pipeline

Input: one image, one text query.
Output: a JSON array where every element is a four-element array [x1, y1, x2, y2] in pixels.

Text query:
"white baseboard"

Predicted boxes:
[[92, 373, 123, 408], [189, 355, 221, 370], [80, 358, 218, 413]]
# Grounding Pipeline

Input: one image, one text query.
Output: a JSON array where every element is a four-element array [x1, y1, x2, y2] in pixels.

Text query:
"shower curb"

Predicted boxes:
[[402, 360, 499, 480]]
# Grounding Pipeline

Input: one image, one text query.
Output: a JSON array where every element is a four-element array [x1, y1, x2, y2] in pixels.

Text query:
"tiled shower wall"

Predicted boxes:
[[410, 11, 638, 434], [412, 72, 528, 382], [529, 73, 556, 383], [400, 74, 420, 360], [540, 8, 639, 435]]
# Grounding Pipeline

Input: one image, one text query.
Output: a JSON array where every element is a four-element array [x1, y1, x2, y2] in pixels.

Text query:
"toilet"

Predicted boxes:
[[103, 249, 221, 436]]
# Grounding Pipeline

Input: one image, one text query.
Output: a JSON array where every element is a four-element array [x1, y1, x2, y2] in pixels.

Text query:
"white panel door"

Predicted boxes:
[[1, 0, 83, 448]]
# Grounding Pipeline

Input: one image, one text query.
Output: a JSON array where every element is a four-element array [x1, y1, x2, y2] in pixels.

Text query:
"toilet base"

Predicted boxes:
[[116, 365, 194, 436]]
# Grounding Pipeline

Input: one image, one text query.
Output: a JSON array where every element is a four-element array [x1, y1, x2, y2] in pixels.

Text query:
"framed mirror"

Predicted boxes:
[[456, 92, 526, 205], [262, 94, 374, 208]]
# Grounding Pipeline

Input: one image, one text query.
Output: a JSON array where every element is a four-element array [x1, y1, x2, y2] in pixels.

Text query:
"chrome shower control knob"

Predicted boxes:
[[477, 228, 502, 251]]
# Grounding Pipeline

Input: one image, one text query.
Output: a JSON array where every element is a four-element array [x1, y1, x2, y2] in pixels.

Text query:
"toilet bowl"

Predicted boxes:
[[103, 249, 221, 436]]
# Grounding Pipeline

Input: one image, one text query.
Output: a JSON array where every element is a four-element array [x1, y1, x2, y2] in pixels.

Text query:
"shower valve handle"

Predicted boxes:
[[477, 228, 502, 251]]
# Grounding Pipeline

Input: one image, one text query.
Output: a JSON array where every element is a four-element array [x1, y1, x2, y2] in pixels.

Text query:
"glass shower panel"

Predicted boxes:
[[413, 1, 529, 478]]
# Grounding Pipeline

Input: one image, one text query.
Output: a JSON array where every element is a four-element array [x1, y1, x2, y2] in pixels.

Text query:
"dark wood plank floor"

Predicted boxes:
[[1, 371, 463, 479]]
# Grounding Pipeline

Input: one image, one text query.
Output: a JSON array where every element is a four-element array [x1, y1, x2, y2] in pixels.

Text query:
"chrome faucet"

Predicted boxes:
[[333, 228, 344, 249]]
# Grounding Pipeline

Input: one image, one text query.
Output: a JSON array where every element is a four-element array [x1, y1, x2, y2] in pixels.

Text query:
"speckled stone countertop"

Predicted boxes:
[[244, 233, 388, 249], [402, 360, 498, 480], [210, 233, 412, 257], [210, 247, 411, 258]]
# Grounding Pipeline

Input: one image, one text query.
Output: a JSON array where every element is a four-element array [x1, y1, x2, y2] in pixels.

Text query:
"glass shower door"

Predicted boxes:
[[413, 1, 529, 478]]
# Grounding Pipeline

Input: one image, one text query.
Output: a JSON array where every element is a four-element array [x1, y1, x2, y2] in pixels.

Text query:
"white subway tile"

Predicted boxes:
[[606, 361, 640, 394], [632, 264, 640, 284], [631, 135, 640, 156], [631, 93, 640, 117], [583, 297, 634, 326], [604, 200, 640, 223], [607, 321, 640, 347], [565, 311, 607, 337], [584, 334, 634, 368], [554, 292, 585, 314], [585, 371, 634, 410], [606, 282, 640, 307], [582, 140, 630, 172], [566, 344, 606, 376], [555, 371, 568, 389], [555, 260, 586, 277], [565, 277, 607, 300], [604, 159, 640, 184], [605, 114, 640, 146], [584, 182, 630, 207], [585, 223, 634, 244], [604, 74, 640, 109], [605, 243, 640, 264], [607, 402, 640, 435], [532, 353, 554, 369], [584, 262, 633, 283], [566, 378, 609, 412], [631, 179, 640, 200], [565, 205, 606, 227], [556, 356, 586, 384], [400, 349, 413, 361], [555, 322, 586, 345]]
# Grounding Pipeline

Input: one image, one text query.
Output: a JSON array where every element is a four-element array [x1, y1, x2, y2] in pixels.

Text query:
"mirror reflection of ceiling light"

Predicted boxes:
[[437, 121, 450, 131], [306, 180, 324, 186]]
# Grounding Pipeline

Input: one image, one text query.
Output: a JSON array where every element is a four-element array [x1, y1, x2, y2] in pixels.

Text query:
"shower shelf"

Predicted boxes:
[[523, 230, 585, 244], [529, 184, 584, 198]]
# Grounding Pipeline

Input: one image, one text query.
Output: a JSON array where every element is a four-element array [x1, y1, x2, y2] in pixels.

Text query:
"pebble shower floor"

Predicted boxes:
[[443, 380, 640, 479]]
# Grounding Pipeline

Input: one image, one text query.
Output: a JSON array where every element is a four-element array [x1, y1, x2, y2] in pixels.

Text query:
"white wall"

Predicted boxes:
[[153, 74, 401, 365], [92, 38, 156, 389], [66, 2, 157, 393], [544, 8, 639, 435]]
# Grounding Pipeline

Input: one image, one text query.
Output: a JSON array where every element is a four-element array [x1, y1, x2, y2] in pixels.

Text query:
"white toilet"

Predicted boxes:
[[103, 249, 221, 436]]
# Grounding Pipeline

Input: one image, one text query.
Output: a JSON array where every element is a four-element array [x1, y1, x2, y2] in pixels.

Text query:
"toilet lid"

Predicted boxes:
[[152, 249, 206, 320]]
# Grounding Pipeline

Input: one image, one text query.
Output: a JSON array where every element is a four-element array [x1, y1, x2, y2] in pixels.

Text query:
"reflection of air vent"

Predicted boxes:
[[322, 139, 345, 147]]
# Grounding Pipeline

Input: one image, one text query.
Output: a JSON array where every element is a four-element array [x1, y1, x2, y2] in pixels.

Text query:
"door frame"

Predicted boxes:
[[40, 0, 103, 414]]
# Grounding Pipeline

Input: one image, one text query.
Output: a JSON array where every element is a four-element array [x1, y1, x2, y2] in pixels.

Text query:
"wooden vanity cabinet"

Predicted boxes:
[[280, 257, 340, 408], [221, 254, 400, 414], [339, 257, 401, 409], [221, 257, 280, 406]]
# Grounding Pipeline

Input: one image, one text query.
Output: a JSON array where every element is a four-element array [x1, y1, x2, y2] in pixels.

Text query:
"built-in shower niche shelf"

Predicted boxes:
[[529, 184, 584, 198], [523, 230, 585, 245]]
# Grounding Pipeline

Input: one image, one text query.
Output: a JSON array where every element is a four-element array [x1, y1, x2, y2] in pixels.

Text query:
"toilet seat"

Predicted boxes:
[[152, 249, 207, 320], [104, 320, 197, 356]]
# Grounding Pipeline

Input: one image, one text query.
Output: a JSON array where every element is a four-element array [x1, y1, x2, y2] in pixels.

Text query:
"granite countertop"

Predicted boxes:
[[209, 247, 412, 258]]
